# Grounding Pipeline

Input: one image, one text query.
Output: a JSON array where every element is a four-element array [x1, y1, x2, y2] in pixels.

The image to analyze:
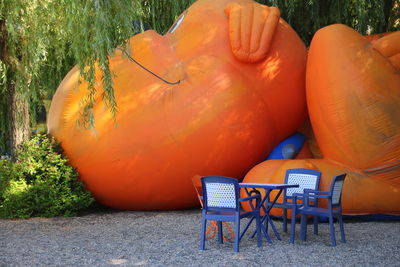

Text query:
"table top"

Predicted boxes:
[[239, 183, 299, 189]]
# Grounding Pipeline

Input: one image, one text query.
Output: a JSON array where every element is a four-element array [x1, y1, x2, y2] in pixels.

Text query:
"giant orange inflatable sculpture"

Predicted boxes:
[[244, 25, 400, 215], [48, 0, 307, 210], [49, 0, 400, 214]]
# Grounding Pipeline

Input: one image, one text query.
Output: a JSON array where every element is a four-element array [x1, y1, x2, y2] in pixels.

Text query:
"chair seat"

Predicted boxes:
[[297, 207, 338, 216], [204, 210, 256, 221], [298, 206, 340, 217]]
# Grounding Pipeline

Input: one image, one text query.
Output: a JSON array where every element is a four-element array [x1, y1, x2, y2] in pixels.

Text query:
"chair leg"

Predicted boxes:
[[313, 216, 319, 235], [234, 217, 240, 252], [200, 218, 207, 250], [300, 215, 307, 241], [283, 208, 288, 233], [256, 214, 262, 247], [290, 208, 296, 244], [217, 221, 223, 244], [338, 213, 346, 243], [329, 214, 336, 246]]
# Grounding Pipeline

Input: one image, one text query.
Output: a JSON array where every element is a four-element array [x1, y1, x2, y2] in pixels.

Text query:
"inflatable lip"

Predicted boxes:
[[242, 25, 400, 215], [48, 0, 307, 210]]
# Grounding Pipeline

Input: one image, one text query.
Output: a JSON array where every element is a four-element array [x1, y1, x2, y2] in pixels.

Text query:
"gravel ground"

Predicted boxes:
[[1, 209, 399, 267]]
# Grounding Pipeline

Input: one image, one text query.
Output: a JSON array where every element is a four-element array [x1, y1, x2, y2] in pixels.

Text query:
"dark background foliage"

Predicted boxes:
[[258, 0, 399, 45]]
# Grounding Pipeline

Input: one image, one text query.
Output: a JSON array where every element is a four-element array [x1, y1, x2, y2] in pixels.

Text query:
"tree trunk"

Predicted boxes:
[[7, 83, 30, 159], [382, 0, 395, 32], [0, 19, 8, 155], [1, 19, 30, 158], [0, 19, 6, 59]]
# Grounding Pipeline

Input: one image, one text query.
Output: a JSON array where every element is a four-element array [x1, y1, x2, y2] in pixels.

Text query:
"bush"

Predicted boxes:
[[0, 158, 14, 203], [0, 134, 94, 218]]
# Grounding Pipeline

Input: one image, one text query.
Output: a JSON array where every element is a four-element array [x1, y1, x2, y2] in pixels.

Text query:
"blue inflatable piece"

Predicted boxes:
[[266, 132, 306, 160]]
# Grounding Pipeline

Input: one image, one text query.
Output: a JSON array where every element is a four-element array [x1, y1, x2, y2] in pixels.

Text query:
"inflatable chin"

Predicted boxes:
[[243, 25, 400, 215], [48, 0, 307, 210]]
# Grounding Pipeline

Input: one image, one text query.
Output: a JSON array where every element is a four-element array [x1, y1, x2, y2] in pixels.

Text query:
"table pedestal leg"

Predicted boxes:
[[241, 188, 272, 243], [251, 189, 284, 241]]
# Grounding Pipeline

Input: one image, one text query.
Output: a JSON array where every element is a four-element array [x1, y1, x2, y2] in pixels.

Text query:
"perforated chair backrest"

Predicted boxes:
[[285, 168, 321, 197], [201, 176, 239, 212], [330, 174, 347, 206]]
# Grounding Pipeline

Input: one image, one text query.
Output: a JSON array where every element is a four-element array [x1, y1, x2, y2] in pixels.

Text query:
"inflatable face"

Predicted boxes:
[[48, 0, 307, 210], [243, 25, 400, 215]]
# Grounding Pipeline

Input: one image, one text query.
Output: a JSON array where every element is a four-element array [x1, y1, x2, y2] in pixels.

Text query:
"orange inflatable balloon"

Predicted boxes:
[[243, 25, 400, 215], [48, 0, 307, 210]]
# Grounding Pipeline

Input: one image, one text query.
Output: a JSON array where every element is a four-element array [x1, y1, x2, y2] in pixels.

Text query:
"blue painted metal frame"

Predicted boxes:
[[200, 176, 263, 252], [267, 168, 321, 235], [240, 183, 299, 242], [290, 173, 347, 246]]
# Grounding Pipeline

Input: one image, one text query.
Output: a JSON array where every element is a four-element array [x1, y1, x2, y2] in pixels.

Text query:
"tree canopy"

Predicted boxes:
[[0, 0, 399, 156]]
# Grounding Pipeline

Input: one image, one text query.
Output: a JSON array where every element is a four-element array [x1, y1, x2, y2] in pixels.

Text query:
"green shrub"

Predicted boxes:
[[0, 158, 15, 203], [0, 134, 94, 218]]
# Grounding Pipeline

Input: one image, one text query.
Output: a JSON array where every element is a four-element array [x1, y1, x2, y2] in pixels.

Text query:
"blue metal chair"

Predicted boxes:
[[266, 168, 321, 236], [200, 176, 262, 252], [192, 175, 235, 242], [290, 173, 347, 246]]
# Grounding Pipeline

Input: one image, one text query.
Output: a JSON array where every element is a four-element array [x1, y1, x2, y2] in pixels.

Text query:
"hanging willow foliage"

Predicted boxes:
[[0, 0, 143, 155], [0, 0, 399, 155]]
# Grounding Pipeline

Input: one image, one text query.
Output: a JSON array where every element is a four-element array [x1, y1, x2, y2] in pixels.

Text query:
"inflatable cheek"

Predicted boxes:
[[48, 0, 307, 210]]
